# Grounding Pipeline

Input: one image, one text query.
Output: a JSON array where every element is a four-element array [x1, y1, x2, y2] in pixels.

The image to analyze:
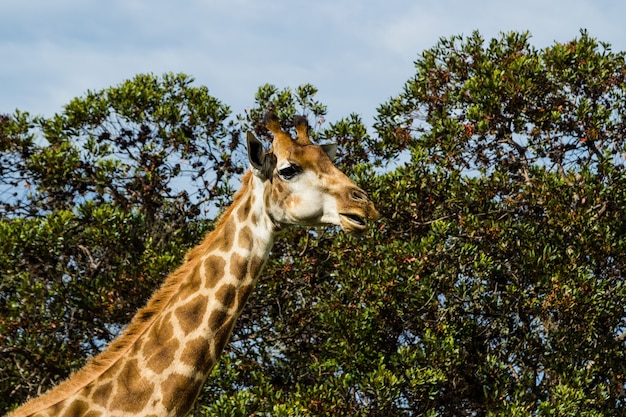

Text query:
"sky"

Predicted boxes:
[[2, 0, 626, 131]]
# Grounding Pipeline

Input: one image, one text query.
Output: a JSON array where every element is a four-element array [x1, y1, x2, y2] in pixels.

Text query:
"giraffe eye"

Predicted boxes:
[[278, 164, 301, 180]]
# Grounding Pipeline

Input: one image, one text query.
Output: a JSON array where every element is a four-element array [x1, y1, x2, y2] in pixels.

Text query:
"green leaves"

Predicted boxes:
[[4, 30, 626, 416], [367, 30, 626, 415], [0, 73, 224, 411]]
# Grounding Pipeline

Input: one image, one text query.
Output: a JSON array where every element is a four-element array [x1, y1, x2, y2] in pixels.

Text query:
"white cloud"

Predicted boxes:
[[2, 0, 626, 129]]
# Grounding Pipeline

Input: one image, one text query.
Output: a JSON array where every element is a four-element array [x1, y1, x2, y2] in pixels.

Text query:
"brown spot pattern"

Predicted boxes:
[[180, 336, 213, 375], [148, 316, 174, 346], [111, 359, 153, 412], [146, 337, 179, 373], [274, 181, 285, 194], [238, 226, 253, 249], [173, 271, 202, 303], [249, 255, 265, 277], [208, 309, 229, 332], [237, 284, 255, 311], [61, 399, 89, 417], [43, 401, 64, 417], [215, 284, 236, 309], [91, 381, 113, 407], [237, 196, 251, 222], [229, 253, 247, 278], [80, 382, 93, 398], [203, 256, 226, 288], [161, 373, 202, 414], [211, 322, 235, 358], [175, 295, 208, 335], [264, 187, 272, 213], [220, 219, 235, 252]]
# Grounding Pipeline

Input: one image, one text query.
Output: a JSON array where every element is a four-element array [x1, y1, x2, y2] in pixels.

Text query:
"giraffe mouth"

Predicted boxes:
[[339, 200, 379, 234], [342, 213, 365, 226], [340, 213, 367, 232]]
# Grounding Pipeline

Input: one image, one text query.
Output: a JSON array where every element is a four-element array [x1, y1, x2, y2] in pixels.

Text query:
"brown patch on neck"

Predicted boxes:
[[175, 295, 209, 335], [204, 256, 227, 289], [110, 359, 154, 413], [215, 284, 237, 309], [161, 373, 203, 415], [237, 194, 253, 222], [180, 336, 213, 375]]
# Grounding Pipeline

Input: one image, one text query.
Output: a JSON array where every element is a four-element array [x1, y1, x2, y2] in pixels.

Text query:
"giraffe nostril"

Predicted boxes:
[[351, 189, 368, 202]]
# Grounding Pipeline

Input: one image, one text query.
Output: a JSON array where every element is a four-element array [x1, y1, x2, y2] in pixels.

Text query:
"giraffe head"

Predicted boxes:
[[246, 113, 379, 235]]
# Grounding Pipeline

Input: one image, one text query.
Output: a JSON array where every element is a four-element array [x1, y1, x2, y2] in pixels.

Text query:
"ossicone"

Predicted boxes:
[[263, 112, 282, 135], [294, 115, 312, 145]]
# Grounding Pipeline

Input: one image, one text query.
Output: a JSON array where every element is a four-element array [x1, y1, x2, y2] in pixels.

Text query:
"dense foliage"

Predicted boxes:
[[0, 73, 232, 408], [2, 30, 626, 416]]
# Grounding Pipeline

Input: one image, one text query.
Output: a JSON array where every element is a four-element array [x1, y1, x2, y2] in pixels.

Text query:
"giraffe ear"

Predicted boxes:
[[247, 131, 264, 171], [321, 143, 338, 161], [247, 131, 276, 180]]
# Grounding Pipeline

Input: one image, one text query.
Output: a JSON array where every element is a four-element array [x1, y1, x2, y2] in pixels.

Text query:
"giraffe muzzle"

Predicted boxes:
[[339, 188, 380, 235]]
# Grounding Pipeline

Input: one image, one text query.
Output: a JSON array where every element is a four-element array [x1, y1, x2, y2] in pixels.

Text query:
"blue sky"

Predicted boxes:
[[2, 0, 625, 130]]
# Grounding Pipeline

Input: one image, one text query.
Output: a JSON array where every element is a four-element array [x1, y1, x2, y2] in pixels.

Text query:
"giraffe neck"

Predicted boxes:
[[11, 171, 276, 417], [121, 171, 275, 415]]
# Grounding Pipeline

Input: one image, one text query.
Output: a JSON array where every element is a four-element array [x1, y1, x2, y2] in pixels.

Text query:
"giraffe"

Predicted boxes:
[[8, 113, 379, 417]]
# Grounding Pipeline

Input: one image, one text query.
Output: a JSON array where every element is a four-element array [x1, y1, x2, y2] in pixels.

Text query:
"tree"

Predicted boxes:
[[368, 29, 626, 415], [199, 30, 626, 416], [4, 30, 626, 417], [0, 73, 232, 411]]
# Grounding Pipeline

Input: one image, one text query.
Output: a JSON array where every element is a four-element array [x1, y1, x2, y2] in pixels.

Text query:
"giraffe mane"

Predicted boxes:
[[184, 171, 255, 263], [9, 172, 256, 417]]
